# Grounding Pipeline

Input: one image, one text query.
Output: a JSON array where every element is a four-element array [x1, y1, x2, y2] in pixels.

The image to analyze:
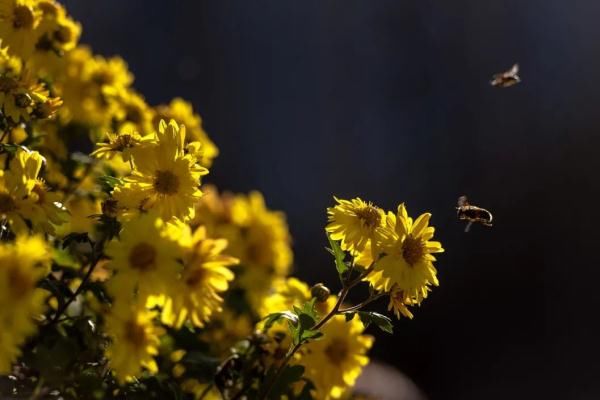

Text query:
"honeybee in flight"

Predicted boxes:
[[490, 63, 520, 88], [456, 195, 493, 232]]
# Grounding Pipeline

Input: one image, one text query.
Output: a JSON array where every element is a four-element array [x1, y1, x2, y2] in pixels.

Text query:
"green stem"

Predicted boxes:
[[47, 240, 104, 325], [259, 264, 374, 399]]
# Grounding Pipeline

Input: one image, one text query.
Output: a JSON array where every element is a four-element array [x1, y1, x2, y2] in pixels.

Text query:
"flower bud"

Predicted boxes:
[[310, 283, 330, 302]]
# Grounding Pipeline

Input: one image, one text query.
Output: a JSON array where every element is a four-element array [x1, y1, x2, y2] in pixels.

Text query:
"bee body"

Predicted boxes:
[[456, 196, 493, 232], [490, 63, 521, 88]]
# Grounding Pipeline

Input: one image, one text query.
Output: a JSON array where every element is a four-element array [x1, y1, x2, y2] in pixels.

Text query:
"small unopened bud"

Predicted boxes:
[[311, 283, 331, 302]]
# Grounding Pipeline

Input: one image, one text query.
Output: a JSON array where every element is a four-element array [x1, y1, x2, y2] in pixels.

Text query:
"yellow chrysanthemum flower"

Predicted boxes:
[[367, 204, 444, 299], [31, 1, 81, 60], [112, 119, 207, 221], [55, 46, 132, 127], [229, 191, 293, 275], [0, 148, 63, 233], [91, 129, 153, 162], [300, 315, 374, 400], [199, 309, 254, 356], [105, 213, 181, 303], [387, 284, 421, 319], [0, 235, 50, 373], [106, 87, 155, 135], [326, 197, 386, 265], [154, 97, 219, 167], [258, 277, 311, 318], [0, 0, 41, 58], [104, 304, 163, 382], [158, 224, 237, 328]]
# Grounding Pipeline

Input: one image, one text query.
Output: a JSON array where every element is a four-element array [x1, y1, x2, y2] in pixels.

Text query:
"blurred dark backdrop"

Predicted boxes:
[[62, 1, 600, 399]]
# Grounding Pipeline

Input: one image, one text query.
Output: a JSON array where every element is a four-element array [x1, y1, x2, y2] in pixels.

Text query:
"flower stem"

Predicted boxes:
[[259, 264, 374, 399]]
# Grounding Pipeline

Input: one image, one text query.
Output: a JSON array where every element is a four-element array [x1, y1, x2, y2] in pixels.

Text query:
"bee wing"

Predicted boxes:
[[464, 221, 473, 233], [508, 63, 519, 76], [457, 195, 469, 207]]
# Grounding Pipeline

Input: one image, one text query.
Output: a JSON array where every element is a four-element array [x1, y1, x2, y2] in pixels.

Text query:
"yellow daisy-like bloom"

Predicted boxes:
[[0, 0, 41, 58], [300, 315, 374, 400], [104, 304, 163, 382], [32, 1, 80, 55], [90, 129, 152, 162], [367, 204, 444, 299], [154, 97, 219, 167], [106, 87, 155, 135], [158, 224, 237, 329], [112, 119, 207, 221], [105, 213, 181, 303], [199, 309, 254, 357], [0, 235, 50, 373], [0, 148, 62, 233], [387, 284, 422, 320], [55, 46, 132, 128], [229, 191, 293, 275], [258, 277, 311, 318], [326, 197, 386, 265]]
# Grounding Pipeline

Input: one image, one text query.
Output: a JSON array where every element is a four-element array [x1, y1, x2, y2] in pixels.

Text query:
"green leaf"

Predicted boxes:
[[344, 312, 356, 322], [97, 175, 123, 192], [297, 380, 316, 400], [263, 311, 298, 331], [326, 232, 348, 277], [358, 311, 394, 334], [300, 329, 323, 342], [53, 247, 80, 268]]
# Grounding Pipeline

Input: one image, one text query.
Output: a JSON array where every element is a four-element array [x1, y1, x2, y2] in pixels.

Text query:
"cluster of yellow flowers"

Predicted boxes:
[[0, 1, 445, 399]]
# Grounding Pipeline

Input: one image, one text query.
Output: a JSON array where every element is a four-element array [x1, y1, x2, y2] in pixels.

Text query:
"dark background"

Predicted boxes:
[[63, 1, 600, 399]]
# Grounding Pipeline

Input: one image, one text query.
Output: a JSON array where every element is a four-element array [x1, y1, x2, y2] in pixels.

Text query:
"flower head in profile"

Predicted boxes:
[[326, 197, 386, 266], [299, 314, 374, 399], [158, 224, 237, 329], [0, 235, 50, 373], [367, 204, 444, 300], [91, 129, 152, 163], [104, 303, 163, 382], [112, 119, 207, 221], [105, 213, 181, 303]]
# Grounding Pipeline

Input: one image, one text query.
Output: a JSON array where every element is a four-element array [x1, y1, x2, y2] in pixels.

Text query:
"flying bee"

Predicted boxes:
[[456, 195, 493, 232], [490, 63, 520, 88]]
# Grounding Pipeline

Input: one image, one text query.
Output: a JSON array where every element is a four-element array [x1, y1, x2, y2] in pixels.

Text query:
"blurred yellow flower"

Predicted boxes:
[[159, 224, 237, 329], [154, 97, 218, 167], [105, 213, 181, 303], [300, 314, 374, 400], [104, 304, 163, 382], [0, 235, 50, 373], [0, 0, 41, 58]]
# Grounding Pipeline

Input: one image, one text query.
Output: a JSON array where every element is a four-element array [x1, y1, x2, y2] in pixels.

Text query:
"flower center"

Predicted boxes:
[[154, 170, 180, 195], [0, 193, 16, 213], [13, 5, 35, 29], [54, 25, 73, 44], [32, 183, 46, 205], [113, 134, 137, 151], [402, 235, 424, 266], [184, 267, 206, 287], [324, 337, 349, 365], [124, 320, 147, 347], [128, 242, 157, 271], [356, 205, 381, 229]]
